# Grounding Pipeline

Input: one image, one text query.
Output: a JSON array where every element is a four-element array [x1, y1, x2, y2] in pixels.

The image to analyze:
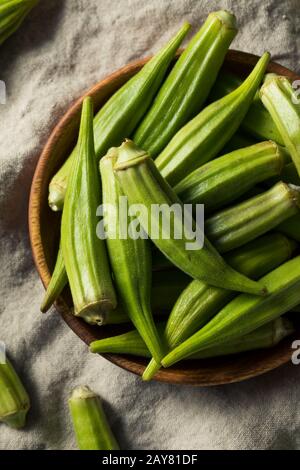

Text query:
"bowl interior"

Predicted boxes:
[[29, 50, 300, 386]]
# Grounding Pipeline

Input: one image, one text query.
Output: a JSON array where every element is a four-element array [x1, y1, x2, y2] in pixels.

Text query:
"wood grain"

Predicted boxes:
[[29, 50, 300, 386]]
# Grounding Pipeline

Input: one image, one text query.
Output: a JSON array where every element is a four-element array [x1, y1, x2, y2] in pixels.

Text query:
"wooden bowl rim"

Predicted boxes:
[[29, 49, 300, 386]]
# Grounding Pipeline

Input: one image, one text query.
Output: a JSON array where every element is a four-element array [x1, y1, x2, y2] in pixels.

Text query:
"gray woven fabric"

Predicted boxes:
[[0, 0, 300, 450]]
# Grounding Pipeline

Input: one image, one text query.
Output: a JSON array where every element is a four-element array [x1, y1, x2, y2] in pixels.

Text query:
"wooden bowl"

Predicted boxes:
[[29, 50, 300, 386]]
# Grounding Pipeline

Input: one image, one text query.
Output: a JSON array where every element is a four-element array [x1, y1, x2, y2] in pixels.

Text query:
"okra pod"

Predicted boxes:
[[209, 71, 284, 144], [264, 161, 300, 187], [0, 358, 30, 428], [68, 385, 119, 450], [260, 74, 300, 176], [90, 317, 294, 360], [103, 269, 190, 324], [162, 255, 300, 367], [114, 140, 266, 296], [40, 244, 68, 313], [143, 233, 295, 380], [155, 52, 270, 186], [61, 98, 116, 325], [206, 181, 300, 253], [48, 23, 190, 211], [278, 214, 300, 242], [134, 10, 237, 157], [0, 0, 38, 46], [175, 141, 288, 211], [100, 148, 164, 363]]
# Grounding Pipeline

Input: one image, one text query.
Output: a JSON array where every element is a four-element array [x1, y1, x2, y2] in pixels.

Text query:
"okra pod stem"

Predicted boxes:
[[68, 386, 119, 450], [0, 358, 30, 429], [143, 233, 295, 380], [134, 10, 237, 157], [162, 255, 300, 367], [209, 71, 284, 145], [260, 74, 300, 176], [114, 140, 266, 296], [61, 98, 116, 325], [100, 148, 164, 363], [90, 317, 294, 360], [175, 141, 288, 211], [155, 52, 270, 186], [48, 23, 190, 211], [206, 181, 300, 253], [40, 244, 68, 313]]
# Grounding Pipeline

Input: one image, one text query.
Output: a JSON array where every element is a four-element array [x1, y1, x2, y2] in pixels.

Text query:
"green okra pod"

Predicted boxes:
[[162, 255, 300, 367], [0, 358, 30, 429], [0, 0, 38, 46], [61, 98, 116, 325], [220, 132, 257, 154], [278, 214, 300, 242], [155, 52, 270, 186], [134, 10, 237, 157], [175, 141, 289, 211], [206, 181, 300, 253], [209, 71, 284, 144], [260, 74, 300, 176], [40, 244, 68, 313], [69, 385, 119, 451], [100, 148, 164, 363], [48, 23, 190, 211], [114, 140, 266, 296], [90, 317, 294, 360], [143, 233, 295, 380]]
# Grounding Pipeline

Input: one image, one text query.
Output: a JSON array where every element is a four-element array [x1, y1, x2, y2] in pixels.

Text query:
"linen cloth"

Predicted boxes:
[[0, 0, 300, 450]]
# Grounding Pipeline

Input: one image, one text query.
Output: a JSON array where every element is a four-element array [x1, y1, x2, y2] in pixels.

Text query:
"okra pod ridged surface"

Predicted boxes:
[[100, 148, 164, 363], [175, 141, 288, 211], [48, 23, 190, 211], [209, 71, 284, 144], [206, 181, 300, 253], [61, 98, 117, 325], [260, 74, 300, 176], [143, 233, 295, 380], [102, 269, 190, 324], [155, 52, 270, 186], [162, 255, 300, 367], [40, 244, 68, 313], [134, 10, 237, 157], [0, 358, 30, 429], [68, 386, 119, 450], [90, 317, 294, 360], [114, 140, 266, 296]]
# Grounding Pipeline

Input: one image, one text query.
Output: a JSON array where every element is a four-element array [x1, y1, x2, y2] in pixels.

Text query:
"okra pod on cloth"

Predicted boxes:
[[48, 23, 190, 211], [40, 244, 68, 313], [143, 233, 295, 380], [134, 10, 237, 157], [114, 140, 266, 296], [0, 358, 30, 429], [155, 52, 270, 186], [162, 255, 300, 367], [206, 181, 300, 253], [100, 148, 164, 363], [175, 141, 289, 211], [0, 0, 38, 46], [260, 74, 300, 176], [61, 98, 117, 325], [209, 71, 284, 145], [90, 317, 294, 360], [69, 386, 119, 451]]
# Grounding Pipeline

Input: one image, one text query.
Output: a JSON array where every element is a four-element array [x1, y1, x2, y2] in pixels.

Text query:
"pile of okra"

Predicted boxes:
[[42, 10, 300, 381]]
